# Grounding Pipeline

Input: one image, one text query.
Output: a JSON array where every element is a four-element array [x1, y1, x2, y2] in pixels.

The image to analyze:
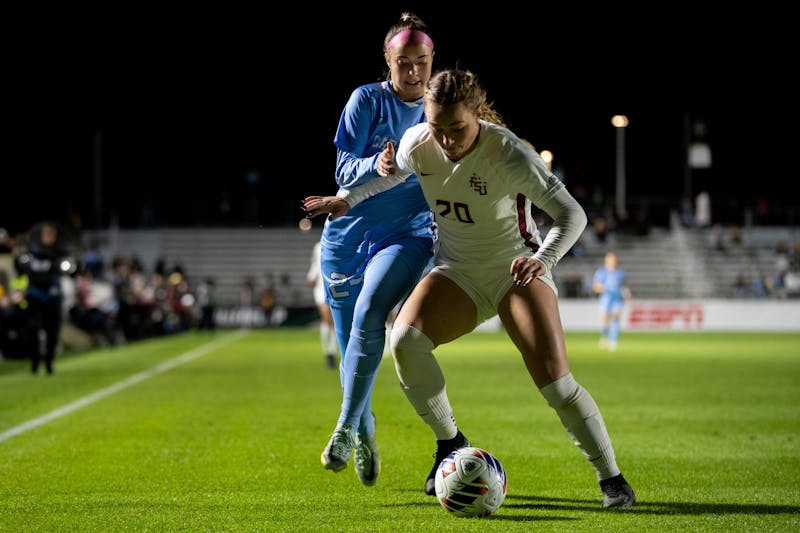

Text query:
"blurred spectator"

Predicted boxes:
[[68, 264, 120, 346], [732, 271, 771, 299], [195, 277, 217, 331], [0, 261, 30, 360], [240, 274, 257, 306], [771, 243, 791, 299], [80, 239, 105, 279], [275, 272, 295, 307], [162, 271, 193, 333], [750, 274, 769, 298], [110, 255, 142, 341], [259, 273, 276, 327], [238, 274, 260, 328], [784, 272, 800, 296]]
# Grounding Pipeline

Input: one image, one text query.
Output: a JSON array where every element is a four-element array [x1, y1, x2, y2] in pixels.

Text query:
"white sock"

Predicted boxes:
[[391, 323, 458, 440], [322, 323, 338, 355], [539, 373, 620, 481]]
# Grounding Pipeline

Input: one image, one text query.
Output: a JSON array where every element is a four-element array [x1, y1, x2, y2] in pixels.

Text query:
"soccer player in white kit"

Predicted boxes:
[[307, 240, 339, 369], [303, 68, 635, 508]]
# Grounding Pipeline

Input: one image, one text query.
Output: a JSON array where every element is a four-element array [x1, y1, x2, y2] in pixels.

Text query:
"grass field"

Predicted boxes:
[[1, 328, 799, 532]]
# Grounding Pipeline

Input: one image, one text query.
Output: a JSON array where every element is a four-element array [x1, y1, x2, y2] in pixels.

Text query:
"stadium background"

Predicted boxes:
[[4, 5, 795, 233], [2, 5, 797, 339]]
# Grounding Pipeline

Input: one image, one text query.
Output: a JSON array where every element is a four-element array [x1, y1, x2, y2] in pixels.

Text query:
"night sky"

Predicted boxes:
[[5, 6, 794, 235]]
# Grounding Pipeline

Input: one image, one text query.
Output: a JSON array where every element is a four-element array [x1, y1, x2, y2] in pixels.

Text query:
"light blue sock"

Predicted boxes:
[[338, 327, 385, 433], [609, 317, 620, 344]]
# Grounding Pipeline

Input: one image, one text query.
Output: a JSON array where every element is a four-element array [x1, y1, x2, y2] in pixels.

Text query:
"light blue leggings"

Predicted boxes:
[[323, 236, 432, 435]]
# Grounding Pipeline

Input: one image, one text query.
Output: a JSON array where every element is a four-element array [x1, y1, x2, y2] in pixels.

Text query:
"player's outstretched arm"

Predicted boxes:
[[303, 196, 351, 220]]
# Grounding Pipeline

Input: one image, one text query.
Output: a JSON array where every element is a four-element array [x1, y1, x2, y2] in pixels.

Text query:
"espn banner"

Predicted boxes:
[[475, 300, 800, 332]]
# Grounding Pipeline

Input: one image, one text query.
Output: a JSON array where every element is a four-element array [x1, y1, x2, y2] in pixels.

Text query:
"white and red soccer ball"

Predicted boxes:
[[434, 446, 508, 518]]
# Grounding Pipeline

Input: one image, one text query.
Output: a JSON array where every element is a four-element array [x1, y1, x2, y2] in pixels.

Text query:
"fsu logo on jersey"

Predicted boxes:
[[469, 174, 487, 195]]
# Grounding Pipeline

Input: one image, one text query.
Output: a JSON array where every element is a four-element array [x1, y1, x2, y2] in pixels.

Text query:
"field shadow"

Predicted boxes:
[[383, 491, 799, 524], [383, 495, 580, 524], [503, 494, 800, 516]]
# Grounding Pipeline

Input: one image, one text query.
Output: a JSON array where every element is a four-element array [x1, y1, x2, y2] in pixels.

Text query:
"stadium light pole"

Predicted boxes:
[[611, 115, 629, 221]]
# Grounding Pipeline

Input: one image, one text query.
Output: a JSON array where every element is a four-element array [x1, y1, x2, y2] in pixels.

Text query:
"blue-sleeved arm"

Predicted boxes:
[[333, 87, 381, 188], [336, 122, 417, 206], [335, 151, 380, 188]]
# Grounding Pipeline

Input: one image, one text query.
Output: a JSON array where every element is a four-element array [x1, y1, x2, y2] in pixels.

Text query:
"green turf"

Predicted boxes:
[[1, 329, 799, 532]]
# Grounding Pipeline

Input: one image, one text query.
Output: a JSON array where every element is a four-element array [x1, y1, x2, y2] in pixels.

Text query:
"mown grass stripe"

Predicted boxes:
[[0, 330, 249, 443]]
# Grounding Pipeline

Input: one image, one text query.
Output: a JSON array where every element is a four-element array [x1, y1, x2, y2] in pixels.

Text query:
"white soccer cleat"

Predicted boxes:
[[321, 424, 356, 472]]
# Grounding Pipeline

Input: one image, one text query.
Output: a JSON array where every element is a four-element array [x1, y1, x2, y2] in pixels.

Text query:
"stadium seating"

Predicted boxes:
[[80, 222, 798, 306]]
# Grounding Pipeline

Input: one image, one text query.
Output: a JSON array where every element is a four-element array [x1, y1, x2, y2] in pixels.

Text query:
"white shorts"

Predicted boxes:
[[432, 262, 557, 325]]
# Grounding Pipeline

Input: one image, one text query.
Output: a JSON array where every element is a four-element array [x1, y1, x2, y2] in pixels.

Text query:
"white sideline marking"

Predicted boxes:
[[0, 331, 249, 443]]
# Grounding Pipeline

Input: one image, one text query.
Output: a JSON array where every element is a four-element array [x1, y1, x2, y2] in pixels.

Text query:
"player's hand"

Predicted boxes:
[[302, 196, 351, 221], [509, 256, 547, 286], [376, 142, 396, 177]]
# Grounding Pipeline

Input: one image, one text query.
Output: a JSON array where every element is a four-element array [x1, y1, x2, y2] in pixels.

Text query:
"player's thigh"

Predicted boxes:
[[317, 303, 334, 324], [352, 240, 429, 332], [395, 272, 477, 346], [498, 279, 569, 386]]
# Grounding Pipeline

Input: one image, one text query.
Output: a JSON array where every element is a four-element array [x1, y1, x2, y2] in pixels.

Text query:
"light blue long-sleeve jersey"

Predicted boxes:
[[594, 267, 627, 307], [323, 81, 433, 253]]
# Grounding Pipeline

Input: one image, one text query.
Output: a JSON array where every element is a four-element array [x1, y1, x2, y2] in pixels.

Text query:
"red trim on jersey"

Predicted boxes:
[[516, 194, 540, 253]]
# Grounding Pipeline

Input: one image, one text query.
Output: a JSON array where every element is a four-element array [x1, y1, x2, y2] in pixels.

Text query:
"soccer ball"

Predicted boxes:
[[434, 446, 508, 518]]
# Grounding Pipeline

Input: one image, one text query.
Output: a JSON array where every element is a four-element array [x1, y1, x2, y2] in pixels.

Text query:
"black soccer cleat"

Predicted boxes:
[[325, 353, 337, 370], [424, 430, 470, 496], [600, 473, 636, 508]]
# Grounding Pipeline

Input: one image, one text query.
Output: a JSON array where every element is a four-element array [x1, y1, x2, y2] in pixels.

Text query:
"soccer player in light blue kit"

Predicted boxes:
[[317, 12, 439, 487], [593, 251, 632, 351]]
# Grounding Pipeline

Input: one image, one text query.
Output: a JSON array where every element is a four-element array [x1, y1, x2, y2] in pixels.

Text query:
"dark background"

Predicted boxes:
[[4, 5, 796, 235]]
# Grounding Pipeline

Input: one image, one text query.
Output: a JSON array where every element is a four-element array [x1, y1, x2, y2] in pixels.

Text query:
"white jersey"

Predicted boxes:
[[341, 120, 586, 274], [307, 241, 325, 305]]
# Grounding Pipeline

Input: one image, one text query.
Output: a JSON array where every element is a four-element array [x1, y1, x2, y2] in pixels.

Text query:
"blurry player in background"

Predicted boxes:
[[307, 240, 339, 369], [593, 251, 632, 351], [304, 68, 635, 508]]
